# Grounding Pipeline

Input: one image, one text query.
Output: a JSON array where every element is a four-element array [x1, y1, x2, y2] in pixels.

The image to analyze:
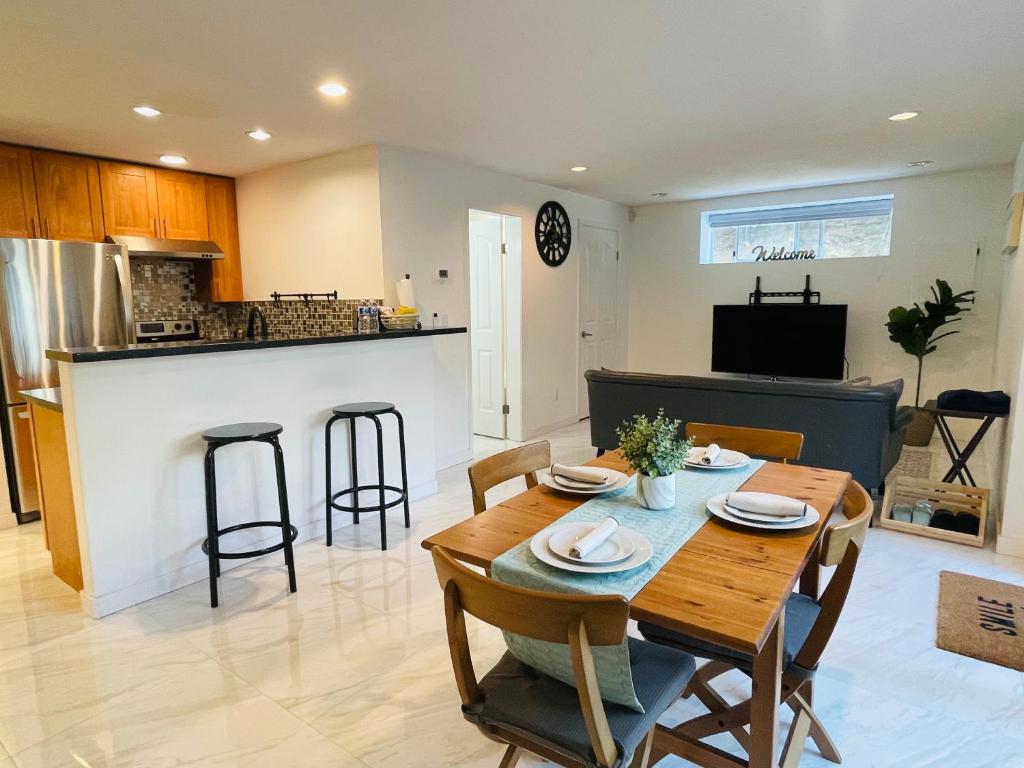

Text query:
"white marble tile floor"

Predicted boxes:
[[0, 421, 1021, 766]]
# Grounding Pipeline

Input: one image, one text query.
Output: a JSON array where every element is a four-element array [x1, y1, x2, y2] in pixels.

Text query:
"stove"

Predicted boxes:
[[135, 319, 201, 343]]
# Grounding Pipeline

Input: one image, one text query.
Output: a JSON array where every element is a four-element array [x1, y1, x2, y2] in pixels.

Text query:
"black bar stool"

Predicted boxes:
[[201, 422, 298, 608], [324, 401, 409, 550]]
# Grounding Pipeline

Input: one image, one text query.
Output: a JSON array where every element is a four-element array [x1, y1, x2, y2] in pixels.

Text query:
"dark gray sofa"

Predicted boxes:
[[586, 370, 913, 492]]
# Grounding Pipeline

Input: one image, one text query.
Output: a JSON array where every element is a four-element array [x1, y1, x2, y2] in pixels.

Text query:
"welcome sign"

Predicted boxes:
[[752, 245, 817, 261]]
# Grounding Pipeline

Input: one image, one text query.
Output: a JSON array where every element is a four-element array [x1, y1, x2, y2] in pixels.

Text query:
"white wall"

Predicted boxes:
[[993, 142, 1024, 557], [377, 146, 630, 461], [236, 145, 384, 300], [627, 167, 1012, 411]]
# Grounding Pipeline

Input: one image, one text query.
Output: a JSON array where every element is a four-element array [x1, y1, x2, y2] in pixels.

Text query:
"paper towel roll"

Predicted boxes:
[[396, 274, 416, 308]]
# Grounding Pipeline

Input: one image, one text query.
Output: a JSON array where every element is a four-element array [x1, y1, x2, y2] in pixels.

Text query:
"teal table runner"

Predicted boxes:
[[491, 460, 765, 712]]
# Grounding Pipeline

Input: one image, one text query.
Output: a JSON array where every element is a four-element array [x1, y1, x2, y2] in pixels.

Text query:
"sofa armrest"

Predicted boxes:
[[894, 405, 915, 432]]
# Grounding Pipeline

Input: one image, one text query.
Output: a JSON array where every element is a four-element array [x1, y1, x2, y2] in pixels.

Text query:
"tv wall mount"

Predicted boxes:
[[748, 275, 820, 305]]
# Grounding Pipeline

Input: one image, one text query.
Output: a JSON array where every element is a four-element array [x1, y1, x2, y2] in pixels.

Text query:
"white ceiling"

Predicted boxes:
[[1, 0, 1022, 205]]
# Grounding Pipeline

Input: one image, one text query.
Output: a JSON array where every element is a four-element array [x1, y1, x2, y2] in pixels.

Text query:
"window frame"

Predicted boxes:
[[699, 194, 894, 265]]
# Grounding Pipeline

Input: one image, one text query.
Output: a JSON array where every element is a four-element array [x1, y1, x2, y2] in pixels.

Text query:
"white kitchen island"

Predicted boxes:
[[47, 328, 468, 617]]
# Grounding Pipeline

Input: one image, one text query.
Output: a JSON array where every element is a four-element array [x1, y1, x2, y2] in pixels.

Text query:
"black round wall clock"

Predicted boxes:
[[535, 201, 571, 267]]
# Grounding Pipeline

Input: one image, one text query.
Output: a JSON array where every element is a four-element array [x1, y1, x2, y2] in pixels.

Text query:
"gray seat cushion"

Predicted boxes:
[[637, 593, 821, 674], [464, 637, 695, 768]]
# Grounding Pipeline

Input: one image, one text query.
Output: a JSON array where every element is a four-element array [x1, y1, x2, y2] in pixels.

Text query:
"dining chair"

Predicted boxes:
[[468, 440, 552, 515], [637, 479, 873, 767], [685, 422, 804, 463], [430, 545, 697, 768]]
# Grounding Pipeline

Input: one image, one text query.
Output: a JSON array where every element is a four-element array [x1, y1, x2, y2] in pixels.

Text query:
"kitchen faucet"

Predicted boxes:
[[245, 306, 269, 340]]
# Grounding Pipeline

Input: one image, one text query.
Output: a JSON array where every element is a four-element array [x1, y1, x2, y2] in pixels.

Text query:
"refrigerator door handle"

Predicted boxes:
[[113, 250, 136, 342]]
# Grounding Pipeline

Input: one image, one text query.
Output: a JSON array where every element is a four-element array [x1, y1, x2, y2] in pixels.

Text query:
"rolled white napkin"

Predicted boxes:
[[726, 492, 806, 518], [551, 463, 610, 485], [700, 444, 722, 465], [569, 517, 619, 559]]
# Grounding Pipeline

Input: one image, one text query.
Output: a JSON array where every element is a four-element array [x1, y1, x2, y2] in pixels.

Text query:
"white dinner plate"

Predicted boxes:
[[547, 522, 636, 565], [551, 473, 617, 491], [542, 469, 631, 495], [724, 503, 804, 524], [530, 525, 653, 574], [706, 493, 819, 531], [683, 447, 751, 470]]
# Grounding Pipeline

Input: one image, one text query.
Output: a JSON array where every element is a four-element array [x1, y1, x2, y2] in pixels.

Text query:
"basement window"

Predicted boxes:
[[699, 195, 894, 264]]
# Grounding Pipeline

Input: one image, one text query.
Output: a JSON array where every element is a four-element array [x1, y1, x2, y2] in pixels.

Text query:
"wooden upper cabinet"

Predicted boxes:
[[204, 176, 244, 302], [0, 144, 40, 238], [155, 169, 208, 240], [31, 150, 104, 242], [99, 161, 159, 238]]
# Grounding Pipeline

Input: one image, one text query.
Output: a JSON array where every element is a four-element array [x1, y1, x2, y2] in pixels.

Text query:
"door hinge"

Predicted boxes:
[[502, 404, 510, 415], [501, 242, 507, 255], [616, 251, 620, 260]]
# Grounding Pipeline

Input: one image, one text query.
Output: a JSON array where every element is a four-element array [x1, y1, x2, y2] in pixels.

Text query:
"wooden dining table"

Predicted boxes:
[[421, 451, 851, 768]]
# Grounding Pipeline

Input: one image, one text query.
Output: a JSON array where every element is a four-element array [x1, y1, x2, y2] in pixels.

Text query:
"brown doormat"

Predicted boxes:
[[937, 571, 1024, 671]]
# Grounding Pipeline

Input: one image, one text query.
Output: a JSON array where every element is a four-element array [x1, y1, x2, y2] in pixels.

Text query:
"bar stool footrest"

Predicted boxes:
[[202, 521, 299, 560], [330, 485, 408, 513]]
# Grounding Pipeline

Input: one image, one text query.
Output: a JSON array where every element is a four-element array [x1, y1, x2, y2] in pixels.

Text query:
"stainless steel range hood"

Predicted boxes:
[[108, 235, 224, 260]]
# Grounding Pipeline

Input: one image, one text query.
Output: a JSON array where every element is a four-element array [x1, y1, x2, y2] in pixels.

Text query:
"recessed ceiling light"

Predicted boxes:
[[133, 105, 161, 117], [651, 192, 668, 198], [246, 129, 272, 141], [888, 111, 920, 121], [570, 166, 588, 172], [907, 160, 934, 167], [318, 82, 349, 97], [159, 154, 188, 166]]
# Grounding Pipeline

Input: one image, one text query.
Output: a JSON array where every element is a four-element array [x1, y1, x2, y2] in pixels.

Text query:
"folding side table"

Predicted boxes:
[[922, 399, 1005, 487]]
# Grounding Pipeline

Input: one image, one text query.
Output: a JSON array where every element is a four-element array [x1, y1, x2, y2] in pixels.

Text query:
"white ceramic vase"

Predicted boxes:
[[636, 472, 675, 510]]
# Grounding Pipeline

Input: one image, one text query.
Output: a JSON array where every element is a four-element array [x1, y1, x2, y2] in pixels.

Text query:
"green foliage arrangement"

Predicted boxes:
[[885, 279, 975, 407], [616, 409, 691, 478]]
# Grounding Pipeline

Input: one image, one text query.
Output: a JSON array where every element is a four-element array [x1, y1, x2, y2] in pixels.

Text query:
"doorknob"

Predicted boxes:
[[581, 331, 593, 338]]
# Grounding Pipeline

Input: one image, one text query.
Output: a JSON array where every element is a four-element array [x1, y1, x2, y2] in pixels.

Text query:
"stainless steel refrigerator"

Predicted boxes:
[[0, 238, 133, 523]]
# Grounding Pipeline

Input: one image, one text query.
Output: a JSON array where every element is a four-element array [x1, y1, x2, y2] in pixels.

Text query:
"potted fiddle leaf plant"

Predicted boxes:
[[616, 409, 691, 510], [885, 279, 975, 446]]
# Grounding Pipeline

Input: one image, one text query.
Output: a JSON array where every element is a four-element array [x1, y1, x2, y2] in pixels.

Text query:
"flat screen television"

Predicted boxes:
[[711, 304, 848, 380]]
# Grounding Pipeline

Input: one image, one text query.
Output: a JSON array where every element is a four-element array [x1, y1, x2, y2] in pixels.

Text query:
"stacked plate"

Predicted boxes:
[[683, 447, 751, 470], [542, 467, 631, 495], [530, 521, 653, 574], [706, 492, 819, 530]]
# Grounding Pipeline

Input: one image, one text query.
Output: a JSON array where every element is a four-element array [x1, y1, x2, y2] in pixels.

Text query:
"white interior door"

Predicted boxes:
[[578, 225, 619, 418], [469, 210, 506, 438]]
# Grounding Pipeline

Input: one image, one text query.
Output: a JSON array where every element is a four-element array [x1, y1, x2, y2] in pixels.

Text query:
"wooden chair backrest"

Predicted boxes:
[[685, 423, 804, 463], [792, 480, 872, 673], [820, 479, 872, 567], [431, 546, 628, 767], [467, 440, 551, 515]]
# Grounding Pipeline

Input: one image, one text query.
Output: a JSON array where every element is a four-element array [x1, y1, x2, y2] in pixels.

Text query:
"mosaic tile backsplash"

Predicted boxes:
[[129, 259, 381, 340]]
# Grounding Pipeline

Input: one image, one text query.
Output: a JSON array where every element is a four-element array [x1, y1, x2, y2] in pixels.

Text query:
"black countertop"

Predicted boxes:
[[46, 327, 468, 363]]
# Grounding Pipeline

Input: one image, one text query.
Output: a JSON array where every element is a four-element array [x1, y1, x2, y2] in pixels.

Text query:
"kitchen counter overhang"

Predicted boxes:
[[46, 327, 467, 363]]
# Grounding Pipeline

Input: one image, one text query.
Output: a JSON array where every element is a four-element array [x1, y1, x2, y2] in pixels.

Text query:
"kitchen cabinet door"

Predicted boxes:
[[9, 404, 40, 517], [155, 169, 209, 240], [203, 176, 244, 301], [99, 161, 159, 237], [32, 150, 105, 242], [0, 144, 40, 238]]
